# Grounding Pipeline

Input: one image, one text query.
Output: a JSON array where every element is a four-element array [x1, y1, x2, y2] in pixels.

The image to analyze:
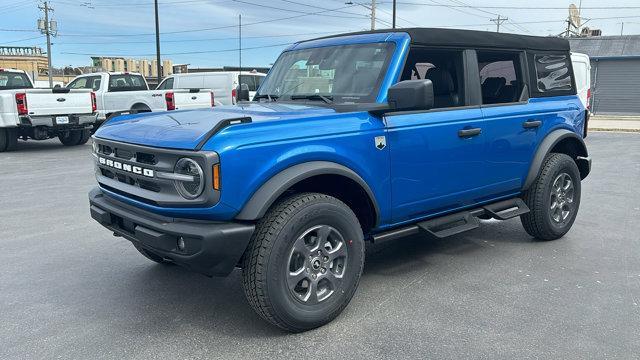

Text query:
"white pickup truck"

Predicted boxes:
[[67, 72, 214, 127], [0, 68, 97, 152]]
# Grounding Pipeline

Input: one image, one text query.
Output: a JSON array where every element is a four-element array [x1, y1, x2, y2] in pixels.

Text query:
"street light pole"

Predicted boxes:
[[392, 0, 396, 29], [154, 0, 162, 83]]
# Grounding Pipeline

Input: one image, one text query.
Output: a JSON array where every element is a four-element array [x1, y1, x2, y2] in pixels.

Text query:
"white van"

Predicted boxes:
[[157, 71, 267, 106], [571, 52, 591, 112], [571, 52, 591, 136]]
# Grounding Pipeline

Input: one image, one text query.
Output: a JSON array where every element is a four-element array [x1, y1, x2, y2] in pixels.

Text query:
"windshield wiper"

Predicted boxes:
[[254, 94, 278, 102], [290, 94, 333, 104]]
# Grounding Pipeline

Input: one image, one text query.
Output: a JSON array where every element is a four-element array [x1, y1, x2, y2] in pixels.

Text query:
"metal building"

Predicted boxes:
[[570, 35, 640, 115]]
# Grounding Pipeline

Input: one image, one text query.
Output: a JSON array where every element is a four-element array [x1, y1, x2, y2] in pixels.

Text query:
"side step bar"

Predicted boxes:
[[372, 197, 530, 243]]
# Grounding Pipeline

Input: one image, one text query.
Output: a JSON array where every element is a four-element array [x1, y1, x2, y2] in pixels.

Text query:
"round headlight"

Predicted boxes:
[[174, 158, 204, 199]]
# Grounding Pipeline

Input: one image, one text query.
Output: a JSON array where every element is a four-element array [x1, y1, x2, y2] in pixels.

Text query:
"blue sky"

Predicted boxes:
[[1, 0, 640, 68]]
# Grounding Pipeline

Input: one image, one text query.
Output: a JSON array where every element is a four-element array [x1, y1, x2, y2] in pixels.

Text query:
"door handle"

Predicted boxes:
[[458, 128, 482, 137], [522, 120, 542, 129]]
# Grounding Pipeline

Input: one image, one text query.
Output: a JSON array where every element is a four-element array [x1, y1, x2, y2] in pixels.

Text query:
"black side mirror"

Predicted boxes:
[[387, 80, 434, 111], [237, 83, 250, 102]]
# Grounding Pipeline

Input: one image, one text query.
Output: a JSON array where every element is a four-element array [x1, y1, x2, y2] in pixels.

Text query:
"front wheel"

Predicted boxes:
[[242, 193, 365, 332], [521, 153, 582, 240]]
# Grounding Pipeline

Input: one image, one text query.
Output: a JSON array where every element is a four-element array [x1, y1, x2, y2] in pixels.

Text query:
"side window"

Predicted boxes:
[[68, 77, 87, 89], [400, 48, 465, 109], [108, 75, 147, 92], [477, 51, 525, 105], [239, 75, 257, 91], [69, 76, 101, 90], [530, 53, 574, 95], [157, 77, 174, 90]]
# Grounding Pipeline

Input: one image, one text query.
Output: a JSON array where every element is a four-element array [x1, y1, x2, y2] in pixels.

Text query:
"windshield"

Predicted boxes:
[[0, 72, 32, 90], [256, 42, 394, 104]]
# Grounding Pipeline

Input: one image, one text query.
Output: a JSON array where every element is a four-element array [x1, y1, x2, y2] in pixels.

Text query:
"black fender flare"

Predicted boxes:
[[235, 161, 380, 223], [523, 129, 589, 190]]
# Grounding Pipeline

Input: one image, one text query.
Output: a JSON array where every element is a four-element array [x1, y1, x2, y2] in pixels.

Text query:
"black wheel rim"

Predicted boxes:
[[287, 225, 348, 304], [549, 172, 575, 225]]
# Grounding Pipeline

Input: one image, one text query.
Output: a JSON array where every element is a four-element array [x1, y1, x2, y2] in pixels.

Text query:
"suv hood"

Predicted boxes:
[[95, 103, 337, 150]]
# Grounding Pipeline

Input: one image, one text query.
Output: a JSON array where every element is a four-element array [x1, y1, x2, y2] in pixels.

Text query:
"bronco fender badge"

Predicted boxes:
[[375, 136, 386, 150]]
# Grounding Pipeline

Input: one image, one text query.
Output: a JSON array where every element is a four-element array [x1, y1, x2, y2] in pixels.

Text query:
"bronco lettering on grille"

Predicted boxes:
[[98, 156, 154, 177]]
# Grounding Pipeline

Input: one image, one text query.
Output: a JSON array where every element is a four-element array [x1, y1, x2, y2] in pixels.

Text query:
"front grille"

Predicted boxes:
[[93, 138, 219, 207], [136, 152, 157, 165], [115, 148, 134, 160]]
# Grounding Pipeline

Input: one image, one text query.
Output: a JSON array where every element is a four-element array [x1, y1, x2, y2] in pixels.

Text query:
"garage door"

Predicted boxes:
[[591, 59, 640, 114]]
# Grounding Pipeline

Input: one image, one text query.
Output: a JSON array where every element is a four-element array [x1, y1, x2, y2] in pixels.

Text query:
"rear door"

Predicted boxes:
[[477, 50, 540, 198], [386, 48, 485, 223], [203, 73, 233, 105], [571, 53, 591, 110], [172, 90, 212, 110]]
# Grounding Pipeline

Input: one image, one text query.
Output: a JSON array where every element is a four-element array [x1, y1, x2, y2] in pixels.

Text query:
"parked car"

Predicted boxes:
[[571, 52, 591, 136], [156, 70, 267, 105], [88, 28, 591, 332], [0, 68, 97, 152], [67, 72, 214, 126]]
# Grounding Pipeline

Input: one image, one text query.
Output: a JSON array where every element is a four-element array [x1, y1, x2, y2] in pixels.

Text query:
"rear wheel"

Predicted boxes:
[[521, 153, 582, 240], [242, 193, 365, 332], [58, 129, 91, 146], [0, 128, 8, 152], [0, 128, 19, 152]]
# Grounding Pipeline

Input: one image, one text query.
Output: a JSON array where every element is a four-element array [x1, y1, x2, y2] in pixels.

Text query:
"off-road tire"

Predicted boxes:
[[521, 153, 581, 240], [58, 129, 91, 146], [133, 244, 173, 265], [242, 193, 365, 332]]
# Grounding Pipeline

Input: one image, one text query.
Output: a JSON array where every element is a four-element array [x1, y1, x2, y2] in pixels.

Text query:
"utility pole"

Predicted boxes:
[[620, 22, 624, 36], [239, 14, 242, 74], [38, 1, 55, 88], [154, 0, 162, 84], [370, 0, 376, 30], [490, 14, 507, 33], [392, 0, 396, 29]]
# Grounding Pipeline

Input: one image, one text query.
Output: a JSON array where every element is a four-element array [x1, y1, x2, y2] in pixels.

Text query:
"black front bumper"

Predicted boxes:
[[89, 188, 255, 277]]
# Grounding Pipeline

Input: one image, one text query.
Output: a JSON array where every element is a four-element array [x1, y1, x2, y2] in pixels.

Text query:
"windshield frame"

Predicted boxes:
[[255, 41, 397, 105]]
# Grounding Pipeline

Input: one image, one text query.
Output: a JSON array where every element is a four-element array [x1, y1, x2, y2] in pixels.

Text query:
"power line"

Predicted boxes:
[[55, 4, 362, 37], [53, 31, 351, 45], [61, 41, 295, 56], [394, 2, 640, 10], [230, 0, 367, 19], [0, 35, 44, 45]]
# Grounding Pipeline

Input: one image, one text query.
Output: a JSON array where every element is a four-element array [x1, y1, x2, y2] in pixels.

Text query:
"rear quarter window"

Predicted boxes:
[[529, 53, 575, 96], [108, 74, 148, 92]]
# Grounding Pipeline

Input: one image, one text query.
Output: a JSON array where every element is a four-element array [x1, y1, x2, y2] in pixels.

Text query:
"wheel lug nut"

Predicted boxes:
[[312, 274, 316, 279], [321, 268, 326, 273], [323, 256, 328, 261]]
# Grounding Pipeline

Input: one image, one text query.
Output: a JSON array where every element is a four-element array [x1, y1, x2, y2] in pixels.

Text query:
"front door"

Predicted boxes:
[[386, 48, 486, 223], [387, 108, 485, 223]]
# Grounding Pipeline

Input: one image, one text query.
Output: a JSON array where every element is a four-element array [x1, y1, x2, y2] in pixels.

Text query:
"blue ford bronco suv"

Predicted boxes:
[[89, 28, 591, 332]]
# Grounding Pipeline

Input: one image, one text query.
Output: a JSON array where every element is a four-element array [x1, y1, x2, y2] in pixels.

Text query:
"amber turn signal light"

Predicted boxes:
[[212, 163, 220, 190]]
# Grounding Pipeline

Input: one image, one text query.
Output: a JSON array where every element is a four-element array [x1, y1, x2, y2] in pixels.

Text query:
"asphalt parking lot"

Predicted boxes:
[[1, 132, 639, 359]]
